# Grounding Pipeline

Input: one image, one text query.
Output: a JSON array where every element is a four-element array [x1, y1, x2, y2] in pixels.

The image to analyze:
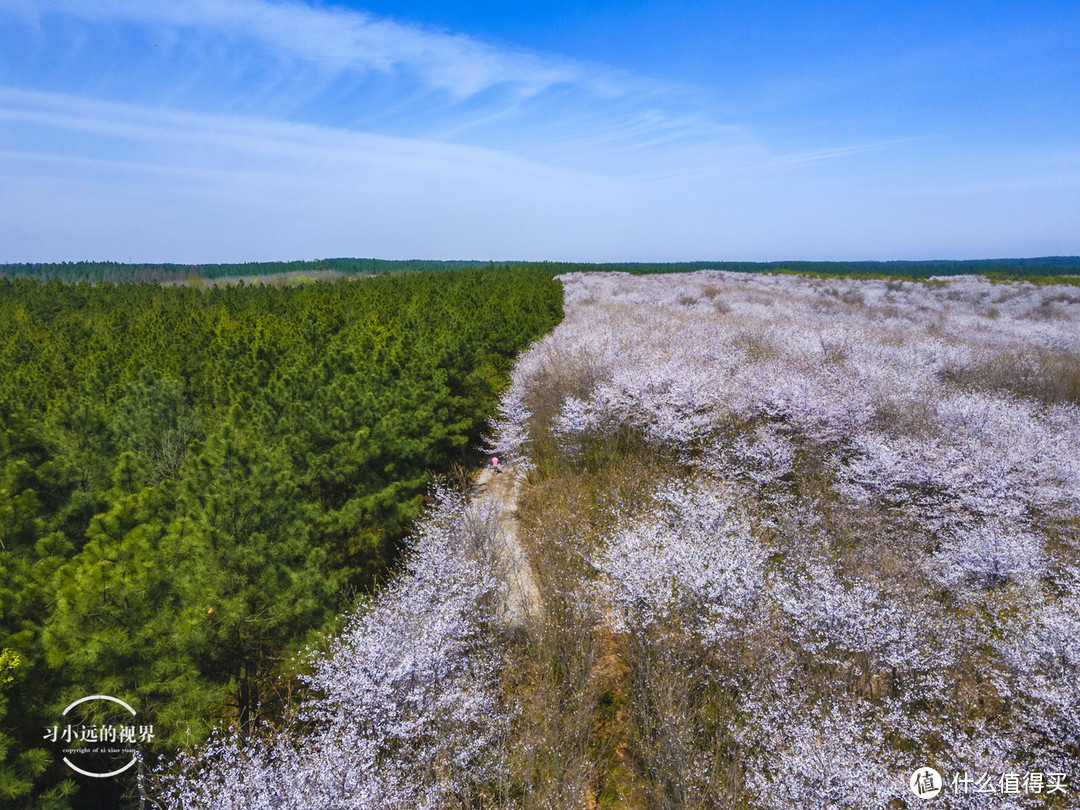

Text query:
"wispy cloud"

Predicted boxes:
[[4, 0, 1065, 262], [0, 0, 876, 180], [2, 0, 619, 99], [0, 86, 642, 262], [1, 0, 726, 175], [0, 86, 619, 188]]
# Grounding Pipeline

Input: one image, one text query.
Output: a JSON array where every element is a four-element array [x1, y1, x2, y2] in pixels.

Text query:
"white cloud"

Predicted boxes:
[[2, 2, 1072, 262], [0, 0, 778, 181], [2, 0, 618, 99], [0, 87, 638, 262], [0, 86, 615, 183]]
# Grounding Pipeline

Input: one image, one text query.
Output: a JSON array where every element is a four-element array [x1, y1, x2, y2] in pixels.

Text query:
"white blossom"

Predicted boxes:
[[591, 481, 767, 643], [155, 489, 509, 809]]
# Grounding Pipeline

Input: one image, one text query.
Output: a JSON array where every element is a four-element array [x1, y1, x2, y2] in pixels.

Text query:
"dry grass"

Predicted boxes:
[[505, 450, 694, 807], [731, 328, 781, 363], [941, 347, 1080, 405], [503, 472, 617, 807], [519, 347, 610, 452], [870, 391, 939, 437]]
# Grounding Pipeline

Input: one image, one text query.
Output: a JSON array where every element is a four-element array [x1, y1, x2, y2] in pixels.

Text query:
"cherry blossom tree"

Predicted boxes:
[[153, 488, 510, 809]]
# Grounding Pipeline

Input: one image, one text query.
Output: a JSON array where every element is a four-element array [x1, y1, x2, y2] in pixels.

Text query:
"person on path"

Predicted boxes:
[[491, 456, 500, 474]]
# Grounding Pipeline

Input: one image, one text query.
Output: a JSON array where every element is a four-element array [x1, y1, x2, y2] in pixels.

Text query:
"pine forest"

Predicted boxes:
[[0, 268, 561, 807]]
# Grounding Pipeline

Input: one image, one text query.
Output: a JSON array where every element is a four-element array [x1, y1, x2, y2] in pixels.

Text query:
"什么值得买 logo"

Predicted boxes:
[[910, 766, 943, 799]]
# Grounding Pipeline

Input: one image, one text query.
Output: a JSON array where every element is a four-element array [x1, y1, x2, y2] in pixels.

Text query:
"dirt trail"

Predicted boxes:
[[471, 465, 541, 627]]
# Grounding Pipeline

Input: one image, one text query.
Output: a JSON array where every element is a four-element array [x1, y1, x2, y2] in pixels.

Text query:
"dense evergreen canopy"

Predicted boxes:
[[0, 268, 562, 807]]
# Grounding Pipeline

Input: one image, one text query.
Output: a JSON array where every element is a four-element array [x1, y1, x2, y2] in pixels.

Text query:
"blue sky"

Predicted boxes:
[[1, 0, 1077, 263]]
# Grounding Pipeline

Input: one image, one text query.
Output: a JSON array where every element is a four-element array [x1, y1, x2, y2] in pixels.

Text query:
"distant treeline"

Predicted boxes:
[[0, 258, 490, 284], [510, 257, 1080, 280], [3, 256, 1080, 284]]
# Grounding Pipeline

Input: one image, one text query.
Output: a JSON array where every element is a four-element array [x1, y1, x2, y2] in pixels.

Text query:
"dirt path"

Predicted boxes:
[[472, 465, 541, 628]]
